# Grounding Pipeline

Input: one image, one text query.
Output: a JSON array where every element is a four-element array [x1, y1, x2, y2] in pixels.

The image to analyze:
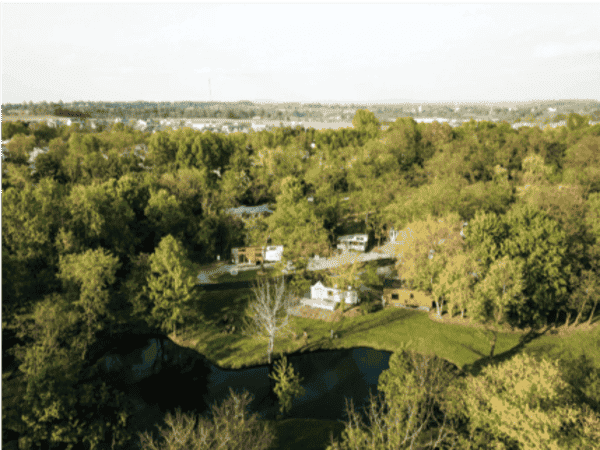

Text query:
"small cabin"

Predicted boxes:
[[231, 246, 265, 265], [382, 280, 433, 311], [231, 245, 284, 265]]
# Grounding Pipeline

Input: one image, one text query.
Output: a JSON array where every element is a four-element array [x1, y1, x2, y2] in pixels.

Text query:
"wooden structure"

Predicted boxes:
[[231, 245, 284, 265], [231, 246, 265, 265], [382, 279, 433, 311]]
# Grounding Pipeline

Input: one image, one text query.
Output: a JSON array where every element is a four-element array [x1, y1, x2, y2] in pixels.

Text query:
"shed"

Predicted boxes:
[[382, 280, 433, 311]]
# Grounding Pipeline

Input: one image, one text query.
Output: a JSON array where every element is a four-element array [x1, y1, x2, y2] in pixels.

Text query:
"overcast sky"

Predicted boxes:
[[2, 3, 599, 104]]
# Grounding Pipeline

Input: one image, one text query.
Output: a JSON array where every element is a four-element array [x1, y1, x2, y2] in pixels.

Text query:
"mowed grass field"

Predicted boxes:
[[178, 286, 524, 371]]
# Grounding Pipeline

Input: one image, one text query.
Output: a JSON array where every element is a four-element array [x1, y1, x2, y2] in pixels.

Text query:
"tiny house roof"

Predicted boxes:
[[225, 204, 273, 216]]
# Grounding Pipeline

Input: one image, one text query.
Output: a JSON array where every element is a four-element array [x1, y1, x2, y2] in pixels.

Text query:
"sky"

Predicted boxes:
[[2, 3, 599, 104]]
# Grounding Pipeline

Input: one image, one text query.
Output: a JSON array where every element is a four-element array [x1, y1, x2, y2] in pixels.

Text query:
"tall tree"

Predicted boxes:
[[352, 109, 380, 139], [242, 276, 299, 364], [269, 356, 306, 419], [472, 255, 525, 326], [446, 353, 600, 450], [58, 248, 121, 349], [266, 177, 330, 264], [146, 235, 199, 337], [328, 350, 459, 450]]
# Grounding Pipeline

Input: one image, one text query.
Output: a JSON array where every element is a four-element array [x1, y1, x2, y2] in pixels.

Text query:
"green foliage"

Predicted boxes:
[[501, 203, 571, 326], [58, 248, 121, 345], [9, 294, 131, 450], [266, 177, 330, 264], [269, 356, 306, 418], [138, 389, 275, 450], [446, 353, 600, 449], [563, 135, 600, 195], [472, 255, 525, 326], [352, 109, 380, 139], [5, 133, 36, 165], [567, 112, 590, 132], [147, 235, 199, 335], [67, 179, 138, 257], [328, 350, 458, 450], [2, 120, 31, 139], [384, 117, 423, 170]]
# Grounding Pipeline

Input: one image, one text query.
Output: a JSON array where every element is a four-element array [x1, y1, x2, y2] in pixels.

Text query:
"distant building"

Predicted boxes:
[[231, 245, 283, 265], [382, 280, 432, 311], [337, 234, 369, 252], [225, 204, 273, 220], [309, 281, 359, 307]]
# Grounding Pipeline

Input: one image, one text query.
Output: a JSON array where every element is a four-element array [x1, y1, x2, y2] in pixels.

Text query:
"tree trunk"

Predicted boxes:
[[489, 331, 497, 358], [572, 297, 589, 327], [268, 336, 274, 364], [565, 311, 571, 328], [586, 299, 598, 325]]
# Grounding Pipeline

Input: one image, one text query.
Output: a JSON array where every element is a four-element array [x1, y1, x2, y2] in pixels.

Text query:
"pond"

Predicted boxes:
[[96, 333, 394, 444]]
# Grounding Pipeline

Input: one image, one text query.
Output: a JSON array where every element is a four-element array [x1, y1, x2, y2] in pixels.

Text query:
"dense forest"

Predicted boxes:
[[2, 110, 600, 449]]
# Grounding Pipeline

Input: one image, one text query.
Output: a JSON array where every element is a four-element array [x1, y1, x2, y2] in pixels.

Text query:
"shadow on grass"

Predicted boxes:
[[335, 308, 421, 339], [462, 326, 549, 377]]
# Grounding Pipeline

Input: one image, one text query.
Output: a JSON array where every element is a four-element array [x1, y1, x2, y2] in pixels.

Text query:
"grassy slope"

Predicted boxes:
[[179, 284, 600, 450]]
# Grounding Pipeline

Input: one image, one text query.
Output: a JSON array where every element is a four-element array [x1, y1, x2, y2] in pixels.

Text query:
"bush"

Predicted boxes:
[[138, 388, 275, 450], [359, 302, 373, 315]]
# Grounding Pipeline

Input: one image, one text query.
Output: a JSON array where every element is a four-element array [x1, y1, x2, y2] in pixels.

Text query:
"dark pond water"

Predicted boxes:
[[131, 346, 393, 423], [93, 332, 395, 448]]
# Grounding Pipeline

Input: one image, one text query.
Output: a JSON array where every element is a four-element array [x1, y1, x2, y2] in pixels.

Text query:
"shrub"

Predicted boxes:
[[138, 388, 275, 450]]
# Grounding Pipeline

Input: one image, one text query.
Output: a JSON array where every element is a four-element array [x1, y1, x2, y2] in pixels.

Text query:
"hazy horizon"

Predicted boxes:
[[2, 3, 599, 104]]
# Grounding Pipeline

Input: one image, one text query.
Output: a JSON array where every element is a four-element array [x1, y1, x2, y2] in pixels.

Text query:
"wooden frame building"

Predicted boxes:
[[382, 279, 433, 311]]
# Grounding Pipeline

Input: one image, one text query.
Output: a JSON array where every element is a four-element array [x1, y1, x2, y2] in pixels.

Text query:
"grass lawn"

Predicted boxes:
[[181, 286, 522, 372], [214, 268, 277, 284], [522, 321, 600, 368]]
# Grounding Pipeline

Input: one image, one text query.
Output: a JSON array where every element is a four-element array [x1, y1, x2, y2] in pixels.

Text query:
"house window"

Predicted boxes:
[[328, 290, 334, 297], [391, 294, 399, 300]]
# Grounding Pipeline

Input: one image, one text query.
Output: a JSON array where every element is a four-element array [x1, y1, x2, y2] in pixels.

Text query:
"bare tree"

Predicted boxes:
[[242, 275, 300, 364], [138, 388, 275, 450], [327, 351, 459, 450]]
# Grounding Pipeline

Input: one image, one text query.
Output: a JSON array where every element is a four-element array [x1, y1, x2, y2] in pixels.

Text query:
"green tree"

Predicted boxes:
[[67, 179, 137, 258], [328, 350, 458, 450], [472, 255, 525, 326], [269, 356, 306, 419], [438, 251, 480, 318], [8, 294, 131, 450], [568, 269, 600, 327], [446, 353, 600, 450], [567, 112, 590, 132], [5, 133, 36, 165], [562, 136, 600, 195], [266, 177, 330, 265], [352, 109, 380, 139], [1, 120, 30, 139], [58, 248, 121, 349], [501, 203, 571, 327], [146, 235, 199, 337], [384, 117, 423, 170]]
